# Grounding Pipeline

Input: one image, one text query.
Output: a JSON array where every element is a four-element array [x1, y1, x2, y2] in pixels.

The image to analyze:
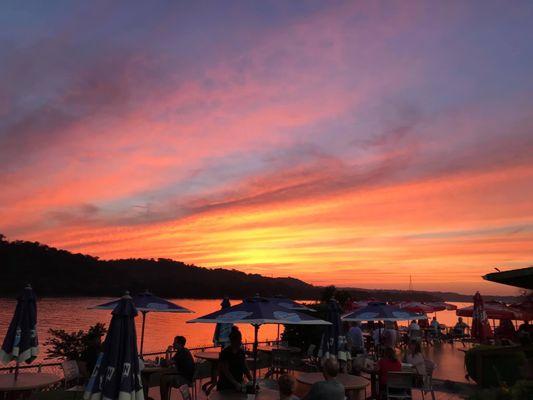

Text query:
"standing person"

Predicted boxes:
[[217, 328, 252, 392], [278, 374, 300, 400], [382, 321, 398, 348], [347, 322, 365, 355], [372, 322, 384, 348], [159, 336, 195, 400], [408, 320, 421, 343], [376, 347, 401, 398], [302, 358, 345, 400]]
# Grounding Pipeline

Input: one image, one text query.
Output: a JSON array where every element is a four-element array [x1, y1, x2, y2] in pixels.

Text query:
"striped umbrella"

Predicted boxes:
[[84, 294, 144, 400], [0, 285, 38, 380], [90, 290, 193, 356]]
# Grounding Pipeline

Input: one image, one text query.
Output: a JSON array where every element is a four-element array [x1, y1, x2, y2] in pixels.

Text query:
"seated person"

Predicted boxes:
[[278, 374, 299, 400], [418, 318, 429, 329], [217, 329, 252, 392], [430, 317, 440, 336], [160, 336, 195, 400], [302, 358, 345, 400], [495, 319, 516, 340], [376, 347, 401, 396], [453, 317, 469, 336], [403, 341, 426, 377]]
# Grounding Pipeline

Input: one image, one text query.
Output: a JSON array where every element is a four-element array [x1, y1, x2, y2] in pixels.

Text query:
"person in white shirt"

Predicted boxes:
[[347, 322, 365, 355], [382, 321, 398, 348], [408, 320, 421, 342], [403, 341, 426, 377]]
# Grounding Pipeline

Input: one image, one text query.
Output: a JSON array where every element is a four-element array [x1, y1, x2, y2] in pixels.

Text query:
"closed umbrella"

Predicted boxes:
[[467, 292, 492, 342], [90, 290, 193, 356], [84, 294, 144, 400], [213, 297, 233, 347], [319, 299, 349, 361], [0, 285, 38, 380], [188, 296, 330, 388]]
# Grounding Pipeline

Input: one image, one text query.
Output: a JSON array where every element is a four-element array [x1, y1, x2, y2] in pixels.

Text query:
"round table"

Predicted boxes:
[[257, 344, 300, 353], [208, 387, 279, 400], [0, 373, 62, 398], [297, 372, 369, 399], [195, 351, 221, 362]]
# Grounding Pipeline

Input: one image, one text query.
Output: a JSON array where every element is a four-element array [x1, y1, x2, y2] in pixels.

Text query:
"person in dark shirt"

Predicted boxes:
[[160, 336, 195, 400], [217, 328, 252, 391]]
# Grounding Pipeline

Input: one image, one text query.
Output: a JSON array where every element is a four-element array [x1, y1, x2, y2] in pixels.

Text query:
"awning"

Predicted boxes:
[[482, 267, 533, 290]]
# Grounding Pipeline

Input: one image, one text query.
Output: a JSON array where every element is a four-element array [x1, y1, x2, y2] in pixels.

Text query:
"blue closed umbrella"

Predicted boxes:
[[0, 285, 38, 380], [319, 299, 349, 361], [341, 302, 426, 322], [90, 290, 193, 356], [84, 295, 144, 400], [213, 297, 233, 347]]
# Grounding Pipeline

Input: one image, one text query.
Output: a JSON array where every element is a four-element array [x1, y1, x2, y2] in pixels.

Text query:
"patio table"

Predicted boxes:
[[297, 372, 369, 400], [0, 373, 61, 399], [208, 387, 279, 399]]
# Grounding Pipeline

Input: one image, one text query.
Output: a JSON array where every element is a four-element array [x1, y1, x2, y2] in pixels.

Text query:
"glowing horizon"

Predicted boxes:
[[1, 1, 532, 296]]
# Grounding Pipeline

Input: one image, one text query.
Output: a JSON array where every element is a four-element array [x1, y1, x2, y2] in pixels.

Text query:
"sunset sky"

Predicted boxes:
[[1, 1, 532, 295]]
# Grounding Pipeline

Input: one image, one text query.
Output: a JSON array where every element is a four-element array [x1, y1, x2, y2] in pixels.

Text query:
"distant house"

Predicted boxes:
[[483, 266, 533, 290]]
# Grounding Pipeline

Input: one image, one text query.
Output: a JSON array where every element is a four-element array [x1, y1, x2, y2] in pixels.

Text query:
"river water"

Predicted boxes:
[[0, 298, 471, 362]]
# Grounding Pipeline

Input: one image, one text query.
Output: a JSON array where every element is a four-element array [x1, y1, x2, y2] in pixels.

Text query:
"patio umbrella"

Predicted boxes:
[[266, 296, 315, 341], [342, 302, 427, 322], [399, 301, 436, 314], [188, 296, 331, 387], [509, 298, 533, 321], [0, 285, 38, 380], [267, 296, 315, 312], [84, 294, 144, 400], [424, 301, 457, 311], [456, 301, 518, 320], [466, 292, 491, 342], [90, 290, 193, 356], [319, 299, 349, 361], [213, 297, 233, 347]]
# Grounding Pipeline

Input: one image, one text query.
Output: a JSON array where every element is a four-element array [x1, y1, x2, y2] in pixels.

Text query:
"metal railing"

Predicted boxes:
[[0, 339, 281, 376]]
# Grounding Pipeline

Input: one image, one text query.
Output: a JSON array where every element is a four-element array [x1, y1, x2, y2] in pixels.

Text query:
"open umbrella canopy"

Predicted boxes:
[[424, 301, 457, 311], [90, 290, 192, 313], [84, 295, 144, 400], [0, 285, 38, 366], [342, 302, 427, 322], [456, 301, 518, 320], [399, 302, 436, 314], [188, 296, 330, 326], [90, 290, 192, 356], [266, 296, 315, 312]]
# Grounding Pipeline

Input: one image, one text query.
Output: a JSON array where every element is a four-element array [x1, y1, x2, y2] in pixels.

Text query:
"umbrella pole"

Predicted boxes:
[[277, 324, 280, 343], [140, 311, 147, 357], [252, 324, 259, 389], [14, 359, 19, 381]]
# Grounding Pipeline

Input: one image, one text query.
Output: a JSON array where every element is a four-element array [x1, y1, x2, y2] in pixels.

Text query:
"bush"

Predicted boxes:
[[465, 345, 527, 388], [467, 380, 533, 400], [45, 323, 106, 363]]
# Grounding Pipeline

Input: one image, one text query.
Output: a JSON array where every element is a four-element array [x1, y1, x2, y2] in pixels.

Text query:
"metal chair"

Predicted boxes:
[[386, 371, 414, 400], [419, 359, 436, 400], [60, 360, 85, 398]]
